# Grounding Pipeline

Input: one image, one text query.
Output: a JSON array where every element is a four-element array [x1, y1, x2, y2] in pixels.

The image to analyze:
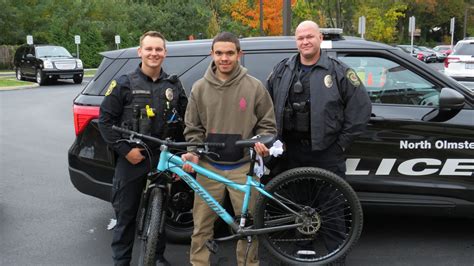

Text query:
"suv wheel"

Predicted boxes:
[[36, 69, 46, 85], [16, 68, 24, 81], [73, 75, 83, 84]]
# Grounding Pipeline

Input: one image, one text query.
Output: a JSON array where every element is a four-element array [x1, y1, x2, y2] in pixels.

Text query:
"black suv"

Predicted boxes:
[[14, 44, 84, 85], [69, 33, 474, 243]]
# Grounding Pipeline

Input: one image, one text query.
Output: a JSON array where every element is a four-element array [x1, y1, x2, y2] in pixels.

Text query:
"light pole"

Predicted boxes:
[[282, 0, 291, 35], [259, 0, 264, 36], [464, 6, 474, 39]]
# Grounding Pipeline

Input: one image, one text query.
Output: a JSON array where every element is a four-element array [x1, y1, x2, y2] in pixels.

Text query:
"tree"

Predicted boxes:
[[354, 1, 407, 43], [228, 0, 297, 36], [401, 0, 465, 44], [207, 10, 221, 38]]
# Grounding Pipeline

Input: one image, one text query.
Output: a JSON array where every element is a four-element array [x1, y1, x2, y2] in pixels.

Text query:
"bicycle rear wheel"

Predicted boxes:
[[254, 167, 363, 265], [138, 187, 164, 266]]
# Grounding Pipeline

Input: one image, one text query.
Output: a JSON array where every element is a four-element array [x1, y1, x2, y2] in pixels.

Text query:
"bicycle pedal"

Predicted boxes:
[[205, 240, 218, 254]]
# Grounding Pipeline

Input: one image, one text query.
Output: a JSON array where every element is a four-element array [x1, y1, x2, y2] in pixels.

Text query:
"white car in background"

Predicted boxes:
[[444, 40, 474, 80]]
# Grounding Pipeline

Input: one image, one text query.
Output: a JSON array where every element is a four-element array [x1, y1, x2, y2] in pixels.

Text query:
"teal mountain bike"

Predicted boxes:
[[112, 126, 363, 265]]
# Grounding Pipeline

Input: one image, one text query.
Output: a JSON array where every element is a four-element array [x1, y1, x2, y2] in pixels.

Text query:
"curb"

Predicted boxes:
[[0, 83, 40, 91]]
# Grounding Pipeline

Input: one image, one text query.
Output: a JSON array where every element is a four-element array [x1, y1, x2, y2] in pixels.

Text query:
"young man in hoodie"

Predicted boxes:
[[181, 32, 277, 266]]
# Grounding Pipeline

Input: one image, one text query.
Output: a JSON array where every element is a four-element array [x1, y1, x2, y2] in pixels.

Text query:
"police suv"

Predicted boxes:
[[68, 30, 474, 243]]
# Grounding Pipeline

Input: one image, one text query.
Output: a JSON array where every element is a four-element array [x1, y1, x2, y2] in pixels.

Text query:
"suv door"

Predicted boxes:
[[16, 46, 30, 75], [338, 52, 474, 210], [24, 46, 36, 76]]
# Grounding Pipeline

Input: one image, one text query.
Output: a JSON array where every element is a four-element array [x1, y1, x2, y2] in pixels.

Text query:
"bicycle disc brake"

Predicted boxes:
[[295, 207, 321, 235]]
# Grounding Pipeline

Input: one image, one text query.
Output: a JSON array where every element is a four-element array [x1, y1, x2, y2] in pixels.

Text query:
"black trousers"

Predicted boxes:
[[111, 157, 166, 266], [281, 139, 347, 252]]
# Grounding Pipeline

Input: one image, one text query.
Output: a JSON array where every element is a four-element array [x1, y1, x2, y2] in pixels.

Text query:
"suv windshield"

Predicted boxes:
[[36, 46, 72, 58], [453, 42, 474, 55]]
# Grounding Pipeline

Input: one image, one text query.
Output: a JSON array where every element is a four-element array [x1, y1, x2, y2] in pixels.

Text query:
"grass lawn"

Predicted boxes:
[[84, 69, 97, 77], [0, 77, 34, 87]]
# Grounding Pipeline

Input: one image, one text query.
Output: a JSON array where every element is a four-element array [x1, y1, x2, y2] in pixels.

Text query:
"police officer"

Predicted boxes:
[[99, 31, 187, 266], [267, 21, 371, 265]]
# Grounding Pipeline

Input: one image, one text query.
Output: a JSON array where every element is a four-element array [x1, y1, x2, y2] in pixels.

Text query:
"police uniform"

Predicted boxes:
[[267, 50, 371, 256], [99, 65, 187, 265]]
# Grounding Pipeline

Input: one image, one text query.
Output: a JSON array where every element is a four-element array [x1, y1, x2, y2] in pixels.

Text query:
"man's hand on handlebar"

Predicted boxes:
[[125, 148, 145, 165], [181, 152, 199, 173]]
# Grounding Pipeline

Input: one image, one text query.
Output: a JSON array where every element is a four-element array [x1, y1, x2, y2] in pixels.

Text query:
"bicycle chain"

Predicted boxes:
[[264, 214, 316, 242], [271, 237, 315, 242]]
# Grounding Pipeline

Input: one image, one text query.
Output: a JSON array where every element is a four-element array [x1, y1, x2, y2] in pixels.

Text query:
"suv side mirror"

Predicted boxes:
[[26, 54, 34, 59], [72, 53, 77, 58], [438, 87, 465, 109], [422, 87, 465, 122]]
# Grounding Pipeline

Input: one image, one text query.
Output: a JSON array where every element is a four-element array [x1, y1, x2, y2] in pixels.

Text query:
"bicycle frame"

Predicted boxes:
[[157, 145, 304, 237]]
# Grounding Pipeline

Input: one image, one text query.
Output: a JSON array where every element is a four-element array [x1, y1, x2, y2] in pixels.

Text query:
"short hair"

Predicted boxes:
[[139, 31, 166, 49], [211, 32, 241, 52]]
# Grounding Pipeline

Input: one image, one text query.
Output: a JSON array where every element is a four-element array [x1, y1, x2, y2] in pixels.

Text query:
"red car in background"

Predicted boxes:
[[433, 45, 453, 56]]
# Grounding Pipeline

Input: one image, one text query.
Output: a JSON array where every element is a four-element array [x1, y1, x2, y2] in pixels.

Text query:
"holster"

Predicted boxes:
[[283, 106, 294, 131], [294, 111, 309, 132]]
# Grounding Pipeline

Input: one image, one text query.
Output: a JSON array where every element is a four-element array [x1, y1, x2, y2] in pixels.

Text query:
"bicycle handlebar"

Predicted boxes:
[[112, 125, 226, 149]]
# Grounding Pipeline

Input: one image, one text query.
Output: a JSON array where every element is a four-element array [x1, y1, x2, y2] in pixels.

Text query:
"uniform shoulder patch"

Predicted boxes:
[[346, 69, 361, 87], [105, 80, 117, 96]]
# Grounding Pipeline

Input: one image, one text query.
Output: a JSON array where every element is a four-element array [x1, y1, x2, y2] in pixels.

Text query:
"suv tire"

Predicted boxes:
[[16, 68, 24, 81], [73, 75, 83, 84], [36, 69, 46, 85]]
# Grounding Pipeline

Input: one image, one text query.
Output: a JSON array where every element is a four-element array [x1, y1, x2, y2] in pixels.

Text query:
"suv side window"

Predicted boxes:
[[172, 56, 211, 93], [340, 56, 440, 106], [163, 56, 210, 93], [92, 56, 210, 95], [15, 46, 25, 60], [29, 46, 35, 57], [84, 58, 127, 95], [243, 52, 294, 83]]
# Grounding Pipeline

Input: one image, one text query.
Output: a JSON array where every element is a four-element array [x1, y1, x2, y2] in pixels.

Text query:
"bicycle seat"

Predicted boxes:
[[235, 135, 275, 148]]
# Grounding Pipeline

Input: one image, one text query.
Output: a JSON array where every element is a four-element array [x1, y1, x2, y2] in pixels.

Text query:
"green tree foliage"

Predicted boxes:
[[400, 0, 466, 44], [207, 10, 221, 38], [354, 1, 407, 43], [292, 0, 358, 35]]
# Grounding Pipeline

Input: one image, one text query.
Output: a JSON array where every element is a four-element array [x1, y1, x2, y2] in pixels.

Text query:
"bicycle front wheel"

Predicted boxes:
[[138, 187, 164, 266], [254, 167, 363, 265]]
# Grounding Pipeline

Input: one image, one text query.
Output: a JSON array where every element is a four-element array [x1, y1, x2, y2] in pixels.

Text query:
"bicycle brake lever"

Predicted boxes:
[[206, 151, 220, 158], [126, 134, 143, 145], [196, 147, 220, 158]]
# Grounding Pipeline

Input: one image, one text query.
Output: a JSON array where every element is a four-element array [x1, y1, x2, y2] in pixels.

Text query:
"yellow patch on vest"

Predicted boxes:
[[105, 80, 117, 96]]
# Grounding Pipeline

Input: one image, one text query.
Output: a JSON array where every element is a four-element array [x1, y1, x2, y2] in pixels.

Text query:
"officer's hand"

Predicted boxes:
[[125, 148, 145, 165], [181, 152, 199, 173], [254, 142, 269, 157]]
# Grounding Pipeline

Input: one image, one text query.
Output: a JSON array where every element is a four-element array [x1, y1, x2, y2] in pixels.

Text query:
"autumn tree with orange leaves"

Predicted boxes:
[[228, 0, 296, 36]]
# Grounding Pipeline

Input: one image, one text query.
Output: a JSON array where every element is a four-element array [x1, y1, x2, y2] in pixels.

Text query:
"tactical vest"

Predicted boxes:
[[284, 67, 311, 133], [120, 72, 183, 139]]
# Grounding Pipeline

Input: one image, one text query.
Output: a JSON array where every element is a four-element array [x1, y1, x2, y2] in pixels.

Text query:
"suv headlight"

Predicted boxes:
[[76, 59, 83, 69], [43, 60, 53, 69]]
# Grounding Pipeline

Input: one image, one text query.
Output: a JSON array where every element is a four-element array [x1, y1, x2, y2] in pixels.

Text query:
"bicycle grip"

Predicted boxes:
[[205, 143, 226, 148], [112, 125, 136, 135]]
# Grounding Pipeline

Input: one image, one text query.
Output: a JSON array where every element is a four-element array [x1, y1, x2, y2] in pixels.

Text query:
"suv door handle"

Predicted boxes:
[[369, 115, 385, 125]]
